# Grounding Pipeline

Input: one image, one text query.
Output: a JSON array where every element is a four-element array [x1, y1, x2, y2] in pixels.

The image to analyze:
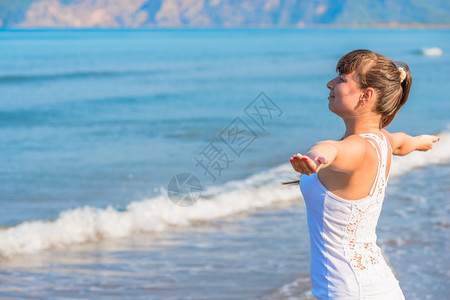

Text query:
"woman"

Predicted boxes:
[[288, 49, 439, 299]]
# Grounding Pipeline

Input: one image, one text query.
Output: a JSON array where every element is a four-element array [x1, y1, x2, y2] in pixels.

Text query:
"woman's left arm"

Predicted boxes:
[[382, 130, 440, 156]]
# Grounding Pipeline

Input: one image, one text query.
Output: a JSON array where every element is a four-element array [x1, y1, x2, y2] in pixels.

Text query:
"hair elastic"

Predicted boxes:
[[398, 67, 407, 83]]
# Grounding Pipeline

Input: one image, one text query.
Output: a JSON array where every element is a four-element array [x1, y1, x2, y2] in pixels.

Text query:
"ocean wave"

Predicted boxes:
[[420, 47, 443, 57], [1, 130, 449, 259], [0, 170, 299, 259]]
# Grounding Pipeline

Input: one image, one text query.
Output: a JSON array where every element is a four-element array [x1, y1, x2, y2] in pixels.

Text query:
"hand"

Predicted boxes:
[[416, 135, 440, 151], [289, 150, 328, 175]]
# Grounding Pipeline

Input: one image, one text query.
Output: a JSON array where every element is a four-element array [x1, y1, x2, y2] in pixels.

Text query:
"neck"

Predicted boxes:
[[342, 115, 381, 138]]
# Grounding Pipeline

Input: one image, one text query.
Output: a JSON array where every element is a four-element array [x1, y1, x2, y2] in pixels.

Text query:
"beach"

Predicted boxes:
[[0, 29, 449, 299]]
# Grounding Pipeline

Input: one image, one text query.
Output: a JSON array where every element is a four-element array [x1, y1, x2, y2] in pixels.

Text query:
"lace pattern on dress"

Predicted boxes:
[[343, 133, 393, 286]]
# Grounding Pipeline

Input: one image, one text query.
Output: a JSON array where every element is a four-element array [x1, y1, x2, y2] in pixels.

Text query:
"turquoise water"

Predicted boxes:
[[0, 29, 449, 299]]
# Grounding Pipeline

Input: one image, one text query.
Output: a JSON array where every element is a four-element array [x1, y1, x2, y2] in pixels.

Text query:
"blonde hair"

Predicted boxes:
[[336, 49, 412, 128]]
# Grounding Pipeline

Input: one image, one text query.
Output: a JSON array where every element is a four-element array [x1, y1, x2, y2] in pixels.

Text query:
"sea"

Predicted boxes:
[[0, 29, 449, 299]]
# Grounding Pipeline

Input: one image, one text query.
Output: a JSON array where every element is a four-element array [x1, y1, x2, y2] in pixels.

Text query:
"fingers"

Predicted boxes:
[[290, 154, 308, 174], [290, 154, 307, 174], [289, 153, 320, 175], [415, 134, 440, 152], [425, 135, 440, 151]]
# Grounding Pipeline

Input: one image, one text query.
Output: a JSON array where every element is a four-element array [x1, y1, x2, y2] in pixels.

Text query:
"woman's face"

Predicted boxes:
[[326, 71, 363, 117]]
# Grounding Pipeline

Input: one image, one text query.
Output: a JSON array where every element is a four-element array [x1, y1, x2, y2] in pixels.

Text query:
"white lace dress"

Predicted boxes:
[[299, 133, 405, 299]]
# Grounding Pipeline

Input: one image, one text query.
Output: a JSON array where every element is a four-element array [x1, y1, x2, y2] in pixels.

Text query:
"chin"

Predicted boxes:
[[328, 106, 345, 118], [328, 103, 336, 114]]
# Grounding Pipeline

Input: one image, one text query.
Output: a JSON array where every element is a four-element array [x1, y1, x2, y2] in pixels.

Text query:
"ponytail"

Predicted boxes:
[[378, 62, 412, 128]]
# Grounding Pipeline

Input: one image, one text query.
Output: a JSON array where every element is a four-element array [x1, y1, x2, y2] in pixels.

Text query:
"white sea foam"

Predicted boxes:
[[420, 47, 443, 56], [0, 166, 299, 258], [1, 131, 449, 259]]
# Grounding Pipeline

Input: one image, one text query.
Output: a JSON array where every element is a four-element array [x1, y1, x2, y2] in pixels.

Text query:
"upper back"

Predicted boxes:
[[317, 132, 392, 201]]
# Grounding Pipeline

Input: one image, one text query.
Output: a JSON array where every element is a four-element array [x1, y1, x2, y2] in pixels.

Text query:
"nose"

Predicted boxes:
[[326, 77, 335, 90]]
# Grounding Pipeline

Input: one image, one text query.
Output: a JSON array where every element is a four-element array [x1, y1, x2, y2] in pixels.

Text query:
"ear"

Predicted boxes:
[[360, 87, 375, 105]]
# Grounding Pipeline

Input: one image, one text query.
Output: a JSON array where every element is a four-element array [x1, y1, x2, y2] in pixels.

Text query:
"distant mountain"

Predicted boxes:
[[1, 0, 450, 28]]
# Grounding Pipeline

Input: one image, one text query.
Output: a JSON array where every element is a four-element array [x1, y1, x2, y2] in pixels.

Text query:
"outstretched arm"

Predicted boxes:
[[289, 141, 336, 175], [382, 130, 440, 156], [290, 136, 366, 176]]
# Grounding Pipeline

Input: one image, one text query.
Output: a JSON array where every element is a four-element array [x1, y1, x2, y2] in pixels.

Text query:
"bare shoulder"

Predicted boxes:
[[319, 134, 366, 147], [381, 129, 395, 145], [315, 135, 367, 156], [339, 134, 368, 150], [381, 129, 406, 152], [326, 134, 370, 172]]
